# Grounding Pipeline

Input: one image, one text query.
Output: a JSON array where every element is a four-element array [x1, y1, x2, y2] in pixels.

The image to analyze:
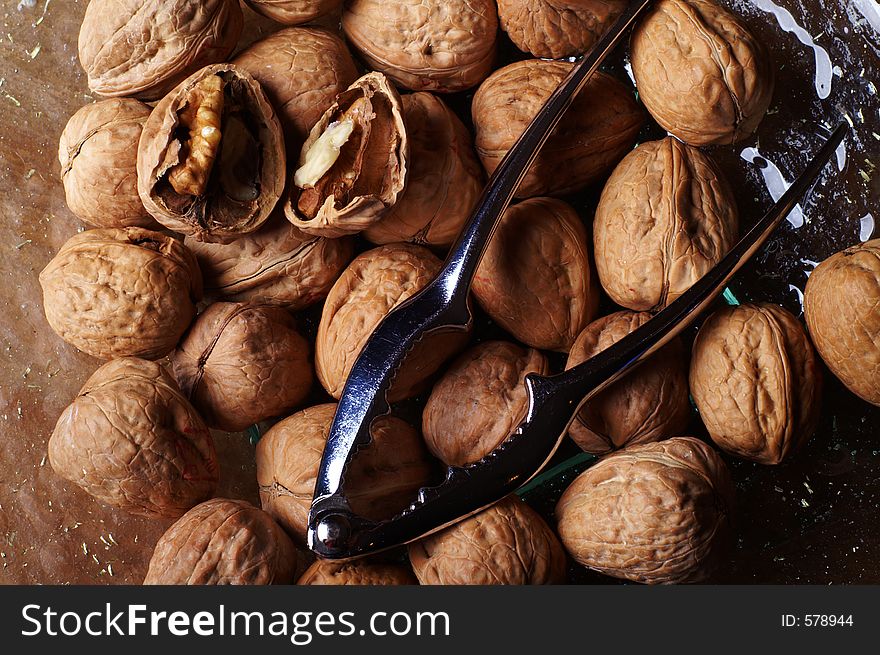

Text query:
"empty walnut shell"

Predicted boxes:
[[473, 197, 597, 352], [256, 403, 436, 543], [473, 60, 643, 198], [138, 64, 286, 244], [78, 0, 243, 101], [297, 559, 418, 585], [423, 341, 549, 466], [409, 496, 567, 585], [556, 437, 734, 584], [594, 137, 738, 312], [171, 302, 313, 433], [364, 92, 485, 247], [48, 358, 218, 519], [566, 311, 691, 455], [631, 0, 774, 146], [342, 0, 498, 93], [243, 0, 342, 25], [285, 72, 407, 239], [59, 99, 154, 228], [498, 0, 627, 59], [39, 228, 202, 360], [186, 214, 354, 309], [144, 498, 303, 585], [690, 303, 821, 465], [805, 240, 880, 406]]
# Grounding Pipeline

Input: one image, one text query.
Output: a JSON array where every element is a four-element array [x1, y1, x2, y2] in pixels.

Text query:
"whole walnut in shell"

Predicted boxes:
[[556, 437, 734, 584], [423, 341, 549, 466], [364, 92, 484, 248], [59, 99, 154, 228], [594, 137, 738, 311], [298, 559, 417, 586], [473, 197, 597, 352], [78, 0, 243, 101], [566, 311, 691, 455], [144, 499, 303, 585], [171, 302, 313, 433], [138, 64, 286, 244], [805, 240, 880, 406], [186, 214, 354, 309], [342, 0, 498, 93], [631, 0, 774, 146], [39, 228, 202, 360], [256, 403, 436, 543], [48, 358, 218, 518], [498, 0, 627, 59], [409, 496, 566, 585], [473, 60, 643, 198], [243, 0, 342, 26], [690, 303, 821, 465]]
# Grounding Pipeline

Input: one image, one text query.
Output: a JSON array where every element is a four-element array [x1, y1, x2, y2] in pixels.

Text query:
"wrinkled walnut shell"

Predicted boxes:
[[473, 60, 643, 198], [594, 136, 738, 311], [39, 228, 202, 360], [566, 311, 691, 455], [78, 0, 243, 100], [804, 239, 880, 406], [59, 98, 154, 228], [297, 559, 418, 585], [556, 437, 734, 584], [171, 302, 313, 433], [243, 0, 342, 26], [423, 341, 549, 466], [48, 358, 218, 518], [342, 0, 498, 93], [144, 498, 302, 585], [473, 198, 597, 352], [138, 64, 286, 244], [631, 0, 774, 146], [409, 496, 567, 585]]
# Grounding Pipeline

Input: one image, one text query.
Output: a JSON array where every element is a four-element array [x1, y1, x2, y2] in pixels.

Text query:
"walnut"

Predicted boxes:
[[39, 228, 202, 360], [243, 0, 342, 25], [233, 27, 358, 150], [556, 437, 734, 584], [48, 358, 218, 519], [255, 403, 436, 543], [593, 136, 738, 312], [423, 341, 549, 466], [144, 499, 303, 585], [186, 214, 354, 309], [284, 72, 408, 239], [171, 302, 313, 433], [472, 60, 643, 198], [137, 65, 286, 244], [364, 92, 485, 248], [473, 198, 597, 352], [630, 0, 774, 146], [690, 303, 821, 465], [58, 99, 154, 228], [565, 311, 691, 455], [804, 240, 880, 406], [408, 496, 566, 585], [297, 559, 418, 585], [78, 0, 243, 101], [316, 244, 468, 401], [342, 0, 498, 93], [498, 0, 627, 58]]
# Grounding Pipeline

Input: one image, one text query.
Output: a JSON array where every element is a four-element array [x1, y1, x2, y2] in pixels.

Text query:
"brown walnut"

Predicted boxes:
[[39, 227, 202, 360], [556, 437, 734, 584], [171, 302, 313, 433], [297, 559, 418, 585], [566, 311, 691, 455], [630, 0, 774, 146], [138, 64, 286, 244], [243, 0, 343, 26], [144, 498, 303, 585], [48, 358, 218, 519], [594, 136, 738, 311], [472, 60, 643, 198], [78, 0, 243, 101]]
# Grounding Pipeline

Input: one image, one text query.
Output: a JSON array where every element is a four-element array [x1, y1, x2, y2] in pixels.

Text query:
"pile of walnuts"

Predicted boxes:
[[38, 0, 874, 586]]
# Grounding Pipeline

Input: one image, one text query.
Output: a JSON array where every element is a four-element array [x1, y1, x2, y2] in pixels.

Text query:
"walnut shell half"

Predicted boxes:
[[243, 0, 343, 26], [48, 358, 218, 519], [297, 559, 418, 585]]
